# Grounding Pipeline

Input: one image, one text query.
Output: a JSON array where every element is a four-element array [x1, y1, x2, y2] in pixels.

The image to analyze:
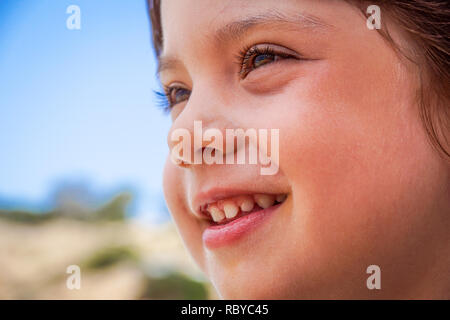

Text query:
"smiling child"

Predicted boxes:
[[150, 0, 450, 299]]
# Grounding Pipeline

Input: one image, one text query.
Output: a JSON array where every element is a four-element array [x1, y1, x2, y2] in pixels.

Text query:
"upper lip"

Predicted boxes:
[[191, 186, 285, 221]]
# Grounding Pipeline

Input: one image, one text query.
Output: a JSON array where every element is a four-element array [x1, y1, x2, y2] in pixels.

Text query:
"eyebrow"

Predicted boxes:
[[214, 10, 332, 43], [157, 9, 332, 75], [157, 57, 183, 77]]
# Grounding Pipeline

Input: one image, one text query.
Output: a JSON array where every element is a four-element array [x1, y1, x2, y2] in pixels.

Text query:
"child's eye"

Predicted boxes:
[[166, 86, 191, 108], [238, 44, 300, 79], [253, 53, 278, 68]]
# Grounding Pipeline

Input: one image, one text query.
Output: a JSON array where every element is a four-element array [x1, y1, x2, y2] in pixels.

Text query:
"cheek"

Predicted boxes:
[[243, 62, 444, 297], [281, 60, 431, 213], [275, 48, 427, 214], [163, 158, 206, 270]]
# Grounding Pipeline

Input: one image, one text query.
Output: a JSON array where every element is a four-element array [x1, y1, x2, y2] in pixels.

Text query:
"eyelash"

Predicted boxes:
[[154, 84, 191, 114], [157, 44, 298, 112], [153, 89, 171, 114], [236, 44, 296, 78]]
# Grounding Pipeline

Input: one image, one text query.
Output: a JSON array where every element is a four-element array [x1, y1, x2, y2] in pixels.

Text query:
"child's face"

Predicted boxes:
[[160, 0, 449, 298]]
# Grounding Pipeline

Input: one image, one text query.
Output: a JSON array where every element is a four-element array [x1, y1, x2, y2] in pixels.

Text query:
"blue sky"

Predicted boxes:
[[0, 0, 172, 223]]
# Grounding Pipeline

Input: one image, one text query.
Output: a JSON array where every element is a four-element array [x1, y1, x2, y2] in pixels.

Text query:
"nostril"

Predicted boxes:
[[173, 158, 190, 168]]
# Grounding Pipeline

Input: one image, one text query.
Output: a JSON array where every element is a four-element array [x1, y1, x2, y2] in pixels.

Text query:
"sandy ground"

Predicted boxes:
[[0, 219, 215, 299]]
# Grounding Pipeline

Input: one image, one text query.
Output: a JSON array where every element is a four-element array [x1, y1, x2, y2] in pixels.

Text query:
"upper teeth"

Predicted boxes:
[[223, 201, 239, 219], [208, 204, 225, 222], [240, 198, 254, 212], [254, 194, 275, 209], [205, 193, 286, 223]]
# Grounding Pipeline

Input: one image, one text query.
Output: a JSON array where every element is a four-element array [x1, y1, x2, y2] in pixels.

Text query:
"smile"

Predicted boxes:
[[200, 193, 287, 249], [201, 194, 287, 223]]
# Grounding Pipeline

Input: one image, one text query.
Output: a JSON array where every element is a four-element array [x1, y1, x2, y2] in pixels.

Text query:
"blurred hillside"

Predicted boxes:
[[0, 192, 217, 299]]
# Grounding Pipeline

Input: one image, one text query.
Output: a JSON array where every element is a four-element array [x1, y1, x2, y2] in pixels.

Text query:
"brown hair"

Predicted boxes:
[[147, 0, 450, 160]]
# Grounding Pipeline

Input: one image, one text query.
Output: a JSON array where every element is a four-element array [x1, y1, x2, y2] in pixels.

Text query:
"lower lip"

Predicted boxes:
[[202, 204, 281, 249]]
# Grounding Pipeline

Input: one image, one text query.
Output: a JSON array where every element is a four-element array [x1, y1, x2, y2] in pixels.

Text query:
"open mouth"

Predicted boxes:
[[200, 193, 287, 225], [200, 192, 288, 248]]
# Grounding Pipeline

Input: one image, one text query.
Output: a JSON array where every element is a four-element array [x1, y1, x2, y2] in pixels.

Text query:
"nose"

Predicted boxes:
[[167, 86, 235, 168]]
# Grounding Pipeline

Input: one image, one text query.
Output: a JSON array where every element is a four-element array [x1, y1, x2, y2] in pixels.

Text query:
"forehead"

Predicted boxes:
[[158, 0, 338, 71], [164, 1, 335, 43]]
